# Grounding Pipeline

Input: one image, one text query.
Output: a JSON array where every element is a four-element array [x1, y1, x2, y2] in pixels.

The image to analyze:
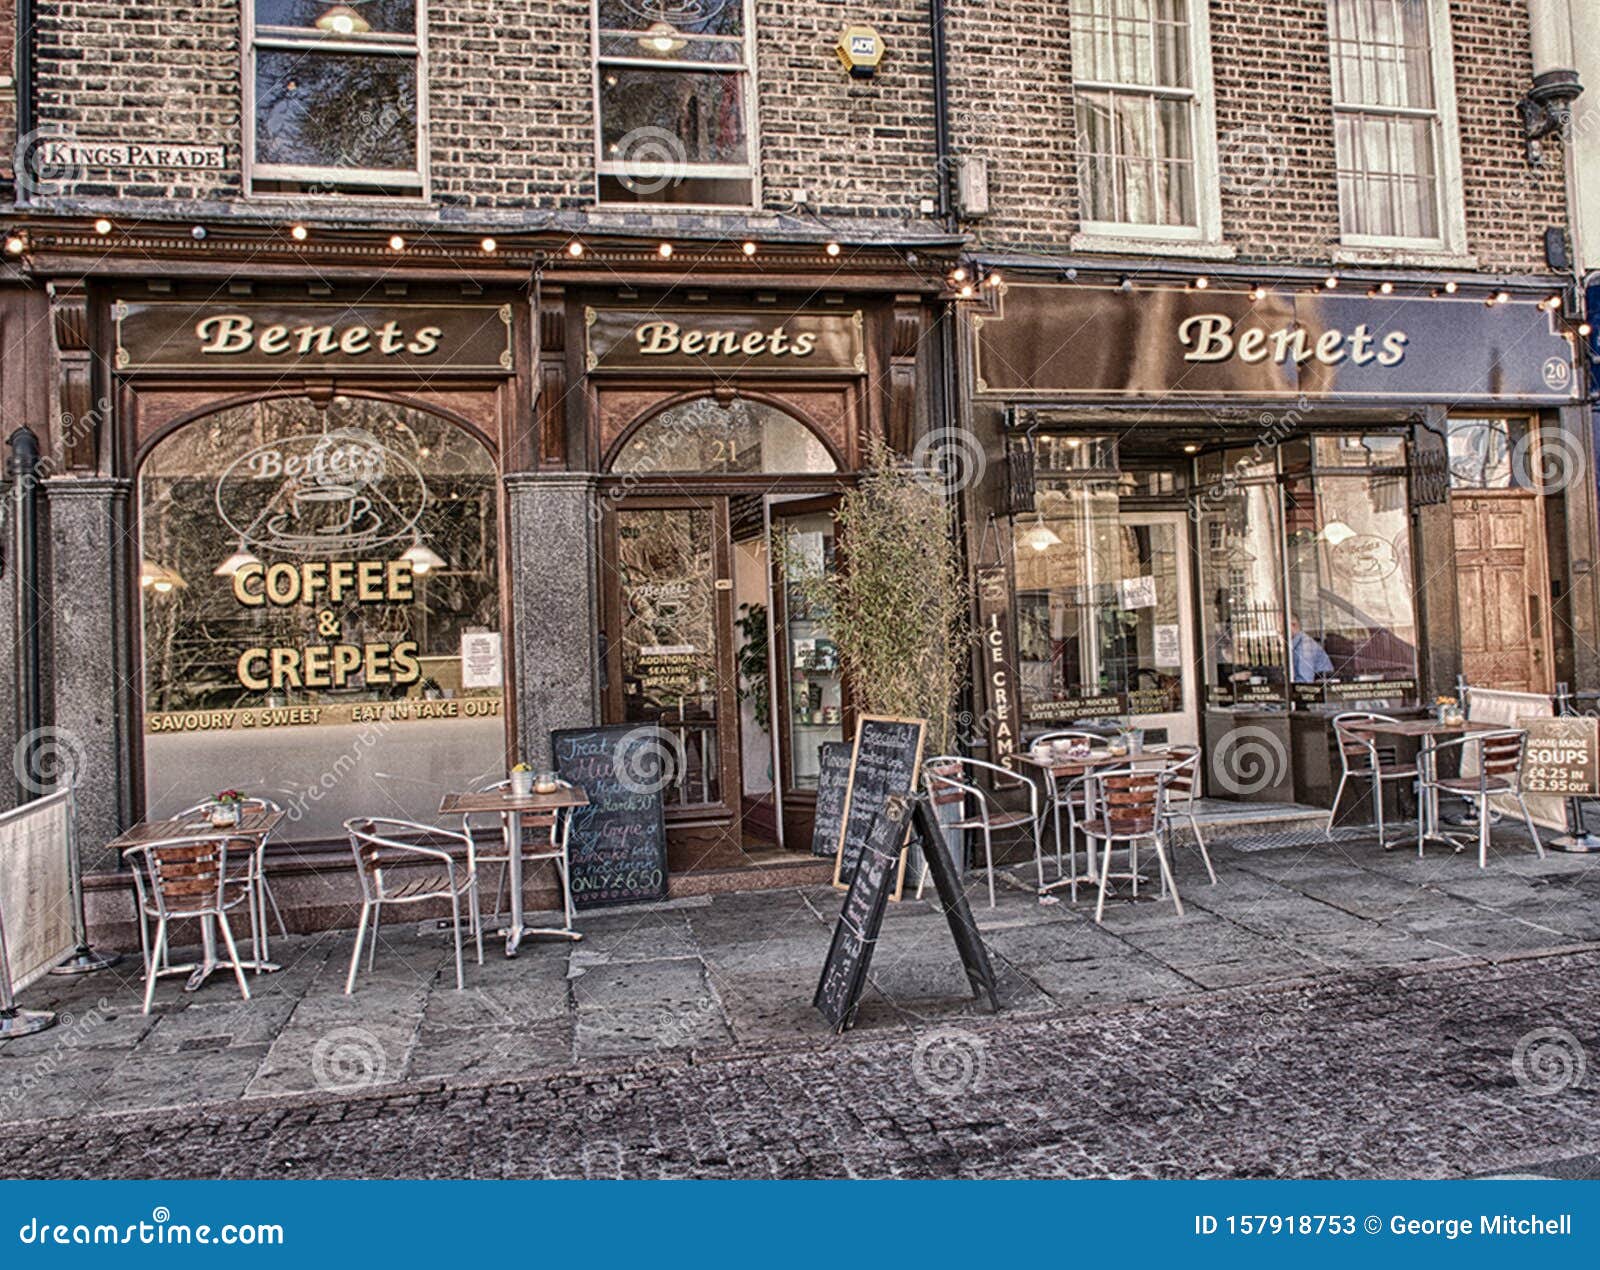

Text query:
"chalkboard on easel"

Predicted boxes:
[[814, 792, 1001, 1033], [810, 742, 854, 858], [832, 715, 926, 899], [814, 796, 909, 1031], [552, 725, 670, 910]]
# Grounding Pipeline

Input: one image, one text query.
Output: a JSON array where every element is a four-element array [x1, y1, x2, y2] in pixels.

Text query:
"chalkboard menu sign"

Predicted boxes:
[[814, 793, 1000, 1033], [832, 715, 927, 899], [810, 742, 854, 858], [552, 725, 670, 910], [814, 796, 908, 1031], [1519, 716, 1600, 796]]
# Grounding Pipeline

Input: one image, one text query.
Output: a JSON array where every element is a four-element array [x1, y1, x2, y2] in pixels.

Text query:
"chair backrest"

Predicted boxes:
[[1331, 712, 1396, 772], [1479, 730, 1527, 780], [344, 817, 467, 902], [923, 759, 967, 808], [125, 834, 246, 918], [1089, 768, 1165, 838], [1162, 747, 1201, 807]]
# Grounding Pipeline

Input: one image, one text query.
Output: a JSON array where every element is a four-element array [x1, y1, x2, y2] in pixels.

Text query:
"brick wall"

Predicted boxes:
[[19, 1, 1566, 272], [945, 0, 1565, 273]]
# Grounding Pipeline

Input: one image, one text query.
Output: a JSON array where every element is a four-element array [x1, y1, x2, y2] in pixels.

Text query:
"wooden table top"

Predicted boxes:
[[1012, 749, 1169, 776], [109, 808, 285, 850], [1344, 719, 1502, 739], [440, 787, 589, 816]]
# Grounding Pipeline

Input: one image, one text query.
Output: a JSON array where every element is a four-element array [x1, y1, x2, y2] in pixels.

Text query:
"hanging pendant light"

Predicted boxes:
[[638, 21, 687, 54], [1022, 513, 1063, 553], [400, 540, 446, 575], [213, 543, 261, 577], [315, 4, 371, 35], [140, 560, 187, 593]]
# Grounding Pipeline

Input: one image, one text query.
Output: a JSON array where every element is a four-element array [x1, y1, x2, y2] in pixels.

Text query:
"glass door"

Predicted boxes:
[[602, 497, 740, 822], [770, 496, 846, 847], [1114, 512, 1197, 746]]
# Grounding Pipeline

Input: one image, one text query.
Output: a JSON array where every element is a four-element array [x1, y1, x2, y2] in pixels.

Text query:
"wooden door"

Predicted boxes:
[[600, 495, 744, 871], [1453, 493, 1553, 694]]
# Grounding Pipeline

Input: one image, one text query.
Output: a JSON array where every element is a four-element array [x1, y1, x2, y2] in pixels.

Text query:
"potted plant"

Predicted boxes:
[[508, 762, 534, 797], [1435, 695, 1464, 726], [209, 789, 245, 827]]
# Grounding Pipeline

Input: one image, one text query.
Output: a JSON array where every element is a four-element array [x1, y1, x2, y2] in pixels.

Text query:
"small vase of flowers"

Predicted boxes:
[[508, 763, 534, 798], [209, 790, 244, 827], [1435, 696, 1464, 726]]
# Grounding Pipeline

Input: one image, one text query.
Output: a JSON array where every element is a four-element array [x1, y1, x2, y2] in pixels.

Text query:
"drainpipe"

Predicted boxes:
[[930, 0, 954, 228], [16, 0, 35, 151], [7, 428, 42, 804]]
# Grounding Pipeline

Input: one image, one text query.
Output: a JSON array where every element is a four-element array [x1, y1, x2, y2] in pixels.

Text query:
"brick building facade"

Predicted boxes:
[[0, 2, 1593, 939]]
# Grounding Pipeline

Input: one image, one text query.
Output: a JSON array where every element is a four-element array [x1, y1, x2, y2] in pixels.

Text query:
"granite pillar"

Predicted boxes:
[[0, 465, 16, 817], [505, 472, 601, 768], [43, 477, 134, 873]]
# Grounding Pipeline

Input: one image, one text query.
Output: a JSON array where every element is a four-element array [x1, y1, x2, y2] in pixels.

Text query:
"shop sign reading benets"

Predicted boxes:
[[586, 307, 866, 374], [972, 283, 1577, 403], [113, 301, 515, 374]]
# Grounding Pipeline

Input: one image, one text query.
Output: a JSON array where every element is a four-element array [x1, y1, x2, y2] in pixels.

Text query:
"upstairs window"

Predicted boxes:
[[1070, 0, 1222, 241], [246, 1, 427, 197], [1328, 0, 1463, 248], [594, 0, 757, 206]]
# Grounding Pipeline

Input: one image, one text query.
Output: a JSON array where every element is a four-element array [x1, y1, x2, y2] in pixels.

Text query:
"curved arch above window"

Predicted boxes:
[[610, 396, 839, 475]]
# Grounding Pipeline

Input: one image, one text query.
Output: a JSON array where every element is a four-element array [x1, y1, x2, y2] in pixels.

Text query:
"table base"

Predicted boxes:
[[1550, 832, 1600, 854], [50, 947, 122, 976], [495, 924, 583, 957]]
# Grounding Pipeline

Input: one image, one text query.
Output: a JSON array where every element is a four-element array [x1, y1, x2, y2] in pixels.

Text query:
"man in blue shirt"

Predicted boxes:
[[1290, 617, 1334, 683]]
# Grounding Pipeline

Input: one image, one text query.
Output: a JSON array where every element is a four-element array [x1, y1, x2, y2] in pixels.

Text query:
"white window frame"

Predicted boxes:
[[1070, 0, 1225, 247], [591, 0, 761, 210], [242, 0, 431, 200], [1328, 0, 1466, 255]]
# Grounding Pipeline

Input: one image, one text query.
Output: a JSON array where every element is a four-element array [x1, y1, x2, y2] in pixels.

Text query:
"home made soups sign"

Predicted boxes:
[[971, 283, 1577, 402]]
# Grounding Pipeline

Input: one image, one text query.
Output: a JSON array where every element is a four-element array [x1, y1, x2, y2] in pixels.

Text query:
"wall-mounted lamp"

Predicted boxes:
[[1521, 0, 1584, 167]]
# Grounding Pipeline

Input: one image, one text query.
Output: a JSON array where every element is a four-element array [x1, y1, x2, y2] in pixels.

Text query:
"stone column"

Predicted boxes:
[[1556, 403, 1600, 692], [504, 471, 601, 768], [43, 477, 134, 874], [0, 463, 16, 817]]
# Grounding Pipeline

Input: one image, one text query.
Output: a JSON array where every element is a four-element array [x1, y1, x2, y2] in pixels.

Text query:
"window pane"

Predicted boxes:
[[1077, 83, 1198, 227], [140, 398, 504, 842], [1448, 417, 1530, 490], [255, 49, 417, 171], [599, 66, 748, 167], [597, 0, 744, 39], [1335, 111, 1439, 239], [1286, 474, 1417, 687], [611, 398, 836, 475], [1070, 0, 1192, 90], [1197, 480, 1288, 703], [598, 31, 744, 64], [1327, 0, 1435, 109], [255, 0, 417, 36]]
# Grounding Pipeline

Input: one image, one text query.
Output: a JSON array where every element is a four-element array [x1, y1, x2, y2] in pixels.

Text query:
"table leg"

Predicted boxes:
[[184, 916, 220, 992], [505, 810, 525, 957]]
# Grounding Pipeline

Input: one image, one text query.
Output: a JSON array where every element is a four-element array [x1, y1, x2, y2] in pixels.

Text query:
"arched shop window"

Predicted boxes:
[[611, 396, 837, 475], [139, 397, 504, 840]]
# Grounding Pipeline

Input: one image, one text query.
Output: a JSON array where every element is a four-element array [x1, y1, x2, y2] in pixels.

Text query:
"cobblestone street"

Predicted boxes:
[[4, 830, 1599, 1178]]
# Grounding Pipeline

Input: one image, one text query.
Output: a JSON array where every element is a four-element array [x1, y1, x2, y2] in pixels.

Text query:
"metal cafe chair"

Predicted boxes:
[[1079, 766, 1183, 925], [916, 755, 1042, 908], [1416, 729, 1545, 868], [461, 777, 579, 933], [1158, 747, 1216, 884], [1327, 712, 1418, 846], [176, 796, 287, 964], [122, 835, 256, 1014], [344, 818, 483, 994]]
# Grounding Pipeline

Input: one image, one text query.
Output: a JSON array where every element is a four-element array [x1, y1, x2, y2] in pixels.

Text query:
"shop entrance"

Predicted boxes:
[[597, 394, 849, 873]]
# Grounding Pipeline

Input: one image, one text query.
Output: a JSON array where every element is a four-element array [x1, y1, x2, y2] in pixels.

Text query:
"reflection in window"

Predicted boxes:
[[611, 397, 836, 475], [595, 0, 755, 206], [247, 0, 424, 196], [139, 397, 503, 839], [1014, 484, 1185, 724], [1196, 479, 1287, 703], [1448, 416, 1531, 490]]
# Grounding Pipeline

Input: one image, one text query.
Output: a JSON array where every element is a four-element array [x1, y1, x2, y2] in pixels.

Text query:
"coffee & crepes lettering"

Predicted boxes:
[[231, 559, 421, 692]]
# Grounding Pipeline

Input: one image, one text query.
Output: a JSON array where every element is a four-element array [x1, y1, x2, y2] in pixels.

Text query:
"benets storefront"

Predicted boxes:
[[961, 269, 1595, 807]]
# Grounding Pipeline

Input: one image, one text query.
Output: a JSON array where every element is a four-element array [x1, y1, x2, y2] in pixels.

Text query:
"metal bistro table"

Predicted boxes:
[[440, 786, 588, 956], [110, 808, 285, 991], [1343, 717, 1501, 852], [1013, 748, 1169, 896]]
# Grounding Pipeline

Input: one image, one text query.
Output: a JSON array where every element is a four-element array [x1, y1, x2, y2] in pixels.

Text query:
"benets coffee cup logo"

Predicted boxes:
[[215, 427, 428, 558]]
